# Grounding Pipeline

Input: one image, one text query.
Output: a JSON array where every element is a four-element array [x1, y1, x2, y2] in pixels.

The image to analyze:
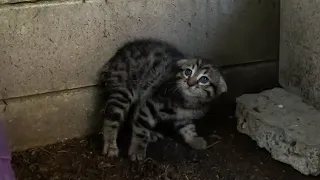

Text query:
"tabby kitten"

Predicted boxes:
[[99, 39, 227, 161]]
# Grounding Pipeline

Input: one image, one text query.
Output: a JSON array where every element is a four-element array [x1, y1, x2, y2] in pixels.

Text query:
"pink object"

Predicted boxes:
[[0, 120, 15, 180]]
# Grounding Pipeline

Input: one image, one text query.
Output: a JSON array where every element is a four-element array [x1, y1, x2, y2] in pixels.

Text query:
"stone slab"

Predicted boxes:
[[236, 88, 320, 176], [279, 0, 320, 109], [0, 87, 102, 151], [0, 0, 280, 99]]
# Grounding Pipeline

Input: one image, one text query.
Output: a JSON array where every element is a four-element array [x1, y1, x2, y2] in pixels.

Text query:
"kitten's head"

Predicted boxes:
[[174, 58, 227, 102]]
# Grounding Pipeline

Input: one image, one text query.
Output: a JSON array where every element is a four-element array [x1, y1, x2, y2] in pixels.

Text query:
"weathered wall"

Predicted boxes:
[[0, 0, 280, 150], [279, 0, 320, 109]]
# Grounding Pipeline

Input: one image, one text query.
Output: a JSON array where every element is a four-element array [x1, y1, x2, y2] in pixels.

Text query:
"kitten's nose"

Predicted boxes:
[[187, 78, 196, 86]]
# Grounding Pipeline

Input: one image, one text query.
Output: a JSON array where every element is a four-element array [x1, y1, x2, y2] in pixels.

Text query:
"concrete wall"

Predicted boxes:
[[279, 0, 320, 109], [0, 0, 280, 150]]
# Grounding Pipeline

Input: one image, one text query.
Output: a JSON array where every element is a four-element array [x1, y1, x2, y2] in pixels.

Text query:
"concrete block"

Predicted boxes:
[[279, 0, 320, 109], [0, 0, 108, 100], [1, 87, 102, 151], [0, 0, 280, 99], [236, 88, 320, 176], [280, 0, 320, 53]]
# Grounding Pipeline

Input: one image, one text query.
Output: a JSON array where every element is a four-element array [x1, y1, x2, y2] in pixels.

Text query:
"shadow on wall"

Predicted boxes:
[[197, 0, 280, 66], [105, 0, 280, 67]]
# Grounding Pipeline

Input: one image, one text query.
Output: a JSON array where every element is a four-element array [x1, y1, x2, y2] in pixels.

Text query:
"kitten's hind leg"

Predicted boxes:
[[102, 90, 132, 157], [129, 100, 158, 161], [129, 122, 151, 161]]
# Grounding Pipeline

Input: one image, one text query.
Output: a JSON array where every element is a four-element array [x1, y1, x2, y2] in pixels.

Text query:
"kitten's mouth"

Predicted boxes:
[[183, 88, 198, 97], [179, 82, 199, 97]]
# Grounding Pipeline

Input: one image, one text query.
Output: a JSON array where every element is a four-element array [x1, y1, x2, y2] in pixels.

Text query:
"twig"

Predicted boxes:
[[77, 164, 82, 175], [185, 174, 190, 180], [209, 134, 222, 140], [2, 100, 7, 112], [162, 165, 170, 180], [143, 157, 155, 163], [206, 141, 220, 149], [40, 148, 54, 155]]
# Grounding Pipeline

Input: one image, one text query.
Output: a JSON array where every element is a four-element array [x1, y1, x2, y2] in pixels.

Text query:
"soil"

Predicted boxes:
[[11, 98, 319, 180]]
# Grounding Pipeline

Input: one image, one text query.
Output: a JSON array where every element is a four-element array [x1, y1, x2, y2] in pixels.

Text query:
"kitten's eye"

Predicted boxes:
[[198, 76, 209, 84], [184, 68, 192, 76]]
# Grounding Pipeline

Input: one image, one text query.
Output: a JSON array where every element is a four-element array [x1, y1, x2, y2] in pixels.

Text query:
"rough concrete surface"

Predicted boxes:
[[236, 88, 320, 176], [0, 87, 102, 151], [0, 0, 108, 100], [0, 0, 280, 99], [279, 0, 320, 109]]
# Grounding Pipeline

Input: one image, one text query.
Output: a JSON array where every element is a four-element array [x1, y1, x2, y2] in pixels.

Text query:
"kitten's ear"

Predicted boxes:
[[210, 65, 228, 94], [176, 59, 188, 66], [217, 76, 228, 95]]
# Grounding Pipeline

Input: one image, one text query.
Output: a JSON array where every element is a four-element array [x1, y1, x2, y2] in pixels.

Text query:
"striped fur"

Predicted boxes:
[[98, 39, 227, 161]]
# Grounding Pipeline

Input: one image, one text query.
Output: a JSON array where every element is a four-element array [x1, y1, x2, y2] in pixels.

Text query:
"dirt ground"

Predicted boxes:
[[11, 99, 319, 180]]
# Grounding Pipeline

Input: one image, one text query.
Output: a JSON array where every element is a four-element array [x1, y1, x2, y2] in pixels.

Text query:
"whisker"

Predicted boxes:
[[172, 87, 181, 94], [166, 86, 180, 95]]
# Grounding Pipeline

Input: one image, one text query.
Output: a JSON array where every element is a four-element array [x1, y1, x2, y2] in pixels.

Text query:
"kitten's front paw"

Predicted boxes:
[[187, 137, 207, 149], [103, 143, 119, 157], [129, 150, 146, 161], [149, 131, 164, 143]]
